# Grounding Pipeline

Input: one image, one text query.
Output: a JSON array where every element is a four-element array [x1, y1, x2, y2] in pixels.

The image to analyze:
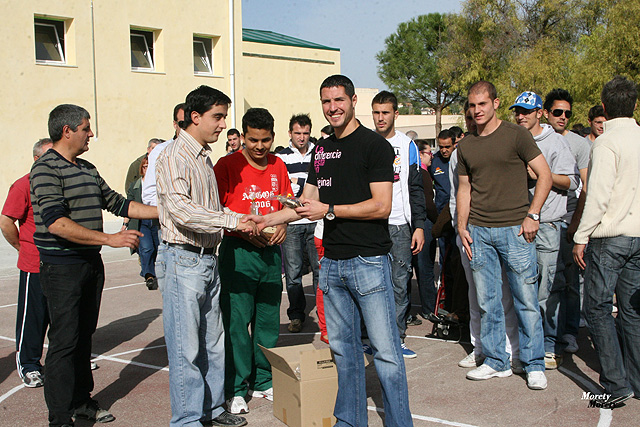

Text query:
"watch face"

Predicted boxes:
[[325, 212, 335, 220]]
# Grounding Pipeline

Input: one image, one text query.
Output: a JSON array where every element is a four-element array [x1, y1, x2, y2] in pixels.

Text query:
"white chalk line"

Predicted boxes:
[[368, 406, 479, 427]]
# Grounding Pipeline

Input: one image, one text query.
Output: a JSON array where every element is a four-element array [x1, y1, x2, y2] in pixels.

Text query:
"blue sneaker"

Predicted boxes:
[[401, 342, 417, 359], [362, 343, 373, 355]]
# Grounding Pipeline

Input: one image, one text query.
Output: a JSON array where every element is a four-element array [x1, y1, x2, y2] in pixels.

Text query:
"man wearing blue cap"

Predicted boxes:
[[510, 91, 579, 370]]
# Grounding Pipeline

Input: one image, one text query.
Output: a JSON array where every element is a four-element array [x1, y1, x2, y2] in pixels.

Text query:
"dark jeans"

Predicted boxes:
[[281, 223, 319, 321], [40, 257, 105, 427], [584, 236, 640, 397], [413, 219, 436, 316], [139, 219, 160, 278]]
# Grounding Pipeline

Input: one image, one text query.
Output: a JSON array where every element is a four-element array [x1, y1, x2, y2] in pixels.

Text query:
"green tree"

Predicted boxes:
[[377, 13, 461, 135]]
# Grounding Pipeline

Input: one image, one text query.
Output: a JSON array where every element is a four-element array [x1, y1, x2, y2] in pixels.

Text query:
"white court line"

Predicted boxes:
[[368, 406, 479, 427], [103, 282, 144, 291], [0, 384, 26, 405], [97, 344, 167, 359], [0, 303, 17, 309]]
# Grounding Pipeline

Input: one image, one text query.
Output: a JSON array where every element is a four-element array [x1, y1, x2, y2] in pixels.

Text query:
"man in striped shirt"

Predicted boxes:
[[276, 114, 319, 333], [30, 104, 158, 426], [155, 85, 254, 427]]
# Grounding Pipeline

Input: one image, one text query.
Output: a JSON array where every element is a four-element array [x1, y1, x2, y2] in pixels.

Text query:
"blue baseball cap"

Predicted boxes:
[[509, 91, 543, 110]]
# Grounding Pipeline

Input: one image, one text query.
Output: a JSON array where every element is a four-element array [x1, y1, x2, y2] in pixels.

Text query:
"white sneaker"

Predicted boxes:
[[563, 334, 579, 353], [23, 371, 44, 388], [527, 371, 547, 390], [226, 396, 249, 414], [458, 352, 485, 368], [511, 359, 525, 375], [466, 364, 512, 381], [249, 387, 273, 401]]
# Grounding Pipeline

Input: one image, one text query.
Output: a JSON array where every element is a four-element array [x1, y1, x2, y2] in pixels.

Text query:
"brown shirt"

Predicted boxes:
[[457, 121, 541, 227]]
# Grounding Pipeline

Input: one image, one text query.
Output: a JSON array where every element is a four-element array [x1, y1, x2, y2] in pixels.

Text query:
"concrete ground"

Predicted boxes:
[[0, 221, 636, 426]]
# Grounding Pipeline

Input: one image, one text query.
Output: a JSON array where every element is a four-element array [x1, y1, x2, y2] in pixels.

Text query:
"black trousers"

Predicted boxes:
[[16, 270, 49, 376], [40, 257, 104, 427]]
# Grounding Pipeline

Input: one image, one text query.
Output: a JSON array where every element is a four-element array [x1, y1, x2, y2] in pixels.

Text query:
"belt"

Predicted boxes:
[[163, 241, 215, 255]]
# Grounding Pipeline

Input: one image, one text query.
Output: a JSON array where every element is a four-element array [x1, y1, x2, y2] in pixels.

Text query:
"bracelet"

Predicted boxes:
[[123, 222, 128, 227]]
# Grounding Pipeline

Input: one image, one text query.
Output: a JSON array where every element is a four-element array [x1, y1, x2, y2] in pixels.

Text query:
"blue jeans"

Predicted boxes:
[[535, 221, 565, 354], [584, 236, 640, 397], [413, 219, 436, 316], [389, 224, 413, 339], [139, 219, 160, 278], [468, 224, 545, 372], [281, 223, 319, 321], [319, 255, 412, 427], [156, 244, 226, 427]]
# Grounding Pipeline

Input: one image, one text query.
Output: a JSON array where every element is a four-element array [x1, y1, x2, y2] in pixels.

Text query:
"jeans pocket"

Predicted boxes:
[[353, 256, 386, 296], [506, 227, 535, 275], [318, 257, 329, 295]]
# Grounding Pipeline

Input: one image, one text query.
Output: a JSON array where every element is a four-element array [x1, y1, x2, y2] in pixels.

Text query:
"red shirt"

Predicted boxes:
[[1, 174, 39, 272], [214, 151, 293, 238]]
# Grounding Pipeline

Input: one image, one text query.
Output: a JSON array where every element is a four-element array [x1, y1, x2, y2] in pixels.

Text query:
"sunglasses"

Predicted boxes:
[[551, 109, 572, 119]]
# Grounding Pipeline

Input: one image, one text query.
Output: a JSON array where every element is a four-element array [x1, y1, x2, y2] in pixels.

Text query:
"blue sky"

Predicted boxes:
[[241, 0, 463, 89]]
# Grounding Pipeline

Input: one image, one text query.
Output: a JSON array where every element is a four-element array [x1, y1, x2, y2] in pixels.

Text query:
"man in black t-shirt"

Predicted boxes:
[[247, 75, 413, 427]]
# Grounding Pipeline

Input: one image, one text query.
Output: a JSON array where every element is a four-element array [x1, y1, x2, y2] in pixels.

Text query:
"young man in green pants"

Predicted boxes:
[[213, 108, 291, 414]]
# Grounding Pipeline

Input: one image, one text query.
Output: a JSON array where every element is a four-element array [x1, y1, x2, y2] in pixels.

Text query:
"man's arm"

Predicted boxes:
[[0, 215, 20, 251], [48, 217, 143, 249], [521, 154, 552, 242], [126, 201, 158, 220], [456, 174, 473, 260], [566, 167, 588, 241]]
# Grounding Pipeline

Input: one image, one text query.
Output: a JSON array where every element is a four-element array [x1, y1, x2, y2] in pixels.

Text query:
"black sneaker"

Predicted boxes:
[[74, 399, 115, 423], [604, 391, 634, 408], [210, 410, 247, 426], [145, 276, 158, 290], [288, 319, 303, 333], [406, 315, 422, 326]]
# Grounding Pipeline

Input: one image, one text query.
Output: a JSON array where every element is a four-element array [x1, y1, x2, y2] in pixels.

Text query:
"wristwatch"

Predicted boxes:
[[325, 204, 336, 220], [527, 212, 540, 221]]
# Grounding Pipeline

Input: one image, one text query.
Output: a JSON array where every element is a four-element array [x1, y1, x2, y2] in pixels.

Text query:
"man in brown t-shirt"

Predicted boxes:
[[456, 81, 552, 390]]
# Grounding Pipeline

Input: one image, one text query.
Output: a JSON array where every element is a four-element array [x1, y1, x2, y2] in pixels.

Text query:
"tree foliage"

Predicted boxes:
[[377, 13, 461, 134]]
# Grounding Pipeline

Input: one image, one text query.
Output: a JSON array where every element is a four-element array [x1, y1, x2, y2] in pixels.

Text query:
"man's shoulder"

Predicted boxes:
[[277, 147, 295, 157]]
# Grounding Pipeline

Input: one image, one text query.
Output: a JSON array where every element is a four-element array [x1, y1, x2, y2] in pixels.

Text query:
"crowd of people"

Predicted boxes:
[[1, 73, 638, 427]]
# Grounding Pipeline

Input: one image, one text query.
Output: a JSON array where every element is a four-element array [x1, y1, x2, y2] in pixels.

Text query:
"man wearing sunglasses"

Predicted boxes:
[[511, 91, 579, 371], [543, 89, 592, 357]]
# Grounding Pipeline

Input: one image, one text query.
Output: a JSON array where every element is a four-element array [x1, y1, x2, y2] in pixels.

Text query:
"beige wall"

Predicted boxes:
[[241, 41, 340, 147], [1, 0, 243, 207]]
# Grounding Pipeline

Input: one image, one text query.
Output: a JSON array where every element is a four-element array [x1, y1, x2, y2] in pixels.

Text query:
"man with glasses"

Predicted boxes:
[[543, 89, 592, 356], [511, 91, 579, 371]]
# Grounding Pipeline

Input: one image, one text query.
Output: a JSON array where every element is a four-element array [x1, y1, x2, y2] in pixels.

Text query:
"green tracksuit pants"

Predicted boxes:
[[219, 236, 283, 397]]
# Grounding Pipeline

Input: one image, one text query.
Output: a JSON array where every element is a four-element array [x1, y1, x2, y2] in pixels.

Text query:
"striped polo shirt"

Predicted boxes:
[[30, 149, 130, 264], [276, 141, 316, 226]]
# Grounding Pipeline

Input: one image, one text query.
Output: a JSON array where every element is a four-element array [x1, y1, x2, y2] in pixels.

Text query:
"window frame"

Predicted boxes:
[[34, 18, 66, 64], [193, 37, 213, 75], [130, 30, 155, 71]]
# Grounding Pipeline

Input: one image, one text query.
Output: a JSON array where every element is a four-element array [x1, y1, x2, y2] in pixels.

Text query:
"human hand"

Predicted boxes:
[[518, 217, 539, 243], [411, 228, 425, 255], [458, 227, 473, 260], [573, 243, 587, 270], [527, 165, 538, 180], [296, 198, 329, 221], [107, 230, 143, 249], [266, 224, 287, 245]]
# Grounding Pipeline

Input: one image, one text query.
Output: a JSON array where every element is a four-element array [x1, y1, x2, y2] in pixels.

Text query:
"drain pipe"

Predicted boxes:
[[228, 0, 236, 128]]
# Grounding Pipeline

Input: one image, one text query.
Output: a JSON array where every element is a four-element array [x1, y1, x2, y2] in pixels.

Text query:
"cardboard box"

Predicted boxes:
[[260, 344, 337, 427]]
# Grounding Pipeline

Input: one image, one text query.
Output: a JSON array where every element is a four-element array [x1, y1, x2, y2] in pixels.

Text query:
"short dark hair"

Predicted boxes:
[[181, 86, 231, 129], [543, 88, 573, 111], [463, 99, 470, 113], [449, 126, 464, 140], [588, 105, 606, 122], [320, 125, 333, 136], [601, 76, 637, 119], [320, 74, 355, 98], [33, 138, 53, 157], [173, 103, 186, 122], [289, 114, 312, 131], [48, 104, 91, 142], [468, 81, 498, 101], [371, 90, 398, 111], [242, 108, 275, 135], [227, 128, 240, 137], [437, 129, 455, 141]]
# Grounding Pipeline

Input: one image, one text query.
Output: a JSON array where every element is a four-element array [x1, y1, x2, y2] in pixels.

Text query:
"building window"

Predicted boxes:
[[130, 29, 154, 70], [34, 18, 65, 64], [193, 37, 213, 75]]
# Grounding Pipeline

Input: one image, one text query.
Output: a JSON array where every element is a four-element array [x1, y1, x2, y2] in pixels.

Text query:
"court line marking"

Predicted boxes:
[[368, 406, 479, 427], [0, 384, 26, 405], [0, 303, 18, 309]]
